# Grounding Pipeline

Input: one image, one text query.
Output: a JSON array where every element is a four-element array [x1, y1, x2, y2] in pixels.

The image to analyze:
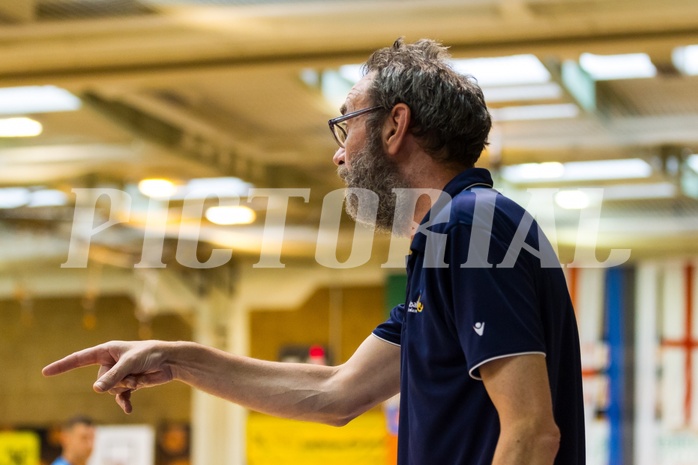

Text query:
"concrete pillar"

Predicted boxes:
[[634, 263, 658, 465], [226, 290, 249, 465], [191, 291, 230, 465]]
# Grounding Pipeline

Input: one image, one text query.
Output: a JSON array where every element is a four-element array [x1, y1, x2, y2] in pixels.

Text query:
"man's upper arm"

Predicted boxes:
[[479, 354, 561, 464], [479, 354, 555, 426]]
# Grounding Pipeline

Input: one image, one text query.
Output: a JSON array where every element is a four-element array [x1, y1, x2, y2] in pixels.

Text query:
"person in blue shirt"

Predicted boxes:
[[50, 416, 95, 465], [43, 38, 585, 465]]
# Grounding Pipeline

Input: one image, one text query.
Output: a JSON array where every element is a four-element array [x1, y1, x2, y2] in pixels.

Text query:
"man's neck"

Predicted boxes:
[[62, 453, 85, 465], [403, 156, 466, 226]]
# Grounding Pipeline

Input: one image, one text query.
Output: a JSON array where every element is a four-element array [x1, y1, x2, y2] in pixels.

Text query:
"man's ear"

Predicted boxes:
[[383, 103, 411, 156]]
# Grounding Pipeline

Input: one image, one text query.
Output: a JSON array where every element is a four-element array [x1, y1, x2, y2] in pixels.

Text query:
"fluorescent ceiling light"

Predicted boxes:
[[501, 162, 561, 182], [138, 177, 253, 200], [0, 86, 81, 115], [138, 179, 177, 199], [562, 158, 652, 181], [29, 189, 69, 207], [319, 54, 552, 108], [450, 54, 551, 87], [602, 182, 676, 201], [0, 117, 43, 137], [321, 70, 354, 111], [0, 188, 30, 209], [561, 61, 596, 111], [688, 154, 698, 172], [506, 162, 564, 181], [555, 190, 590, 209], [173, 177, 253, 200], [490, 103, 579, 121], [299, 68, 320, 87], [549, 183, 675, 210], [502, 158, 652, 183], [205, 205, 256, 225], [673, 45, 698, 75], [327, 56, 553, 88], [579, 53, 656, 80], [338, 64, 364, 84], [483, 83, 562, 103]]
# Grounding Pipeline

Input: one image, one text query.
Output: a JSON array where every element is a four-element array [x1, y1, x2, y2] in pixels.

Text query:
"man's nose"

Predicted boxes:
[[332, 147, 345, 166]]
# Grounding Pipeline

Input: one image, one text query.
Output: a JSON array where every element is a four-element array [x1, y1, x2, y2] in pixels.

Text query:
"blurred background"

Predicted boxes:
[[0, 0, 697, 464]]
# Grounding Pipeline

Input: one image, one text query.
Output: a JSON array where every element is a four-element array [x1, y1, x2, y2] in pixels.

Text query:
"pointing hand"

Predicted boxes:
[[42, 341, 175, 414]]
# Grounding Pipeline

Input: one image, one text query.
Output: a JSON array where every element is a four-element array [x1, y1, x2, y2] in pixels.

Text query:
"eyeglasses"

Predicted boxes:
[[328, 105, 382, 148]]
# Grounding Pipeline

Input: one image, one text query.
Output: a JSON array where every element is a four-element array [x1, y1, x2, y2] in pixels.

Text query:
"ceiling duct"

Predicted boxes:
[[140, 0, 363, 5], [37, 0, 152, 21]]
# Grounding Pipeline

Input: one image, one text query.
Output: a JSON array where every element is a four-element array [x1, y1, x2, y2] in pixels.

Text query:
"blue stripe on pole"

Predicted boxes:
[[606, 267, 624, 465]]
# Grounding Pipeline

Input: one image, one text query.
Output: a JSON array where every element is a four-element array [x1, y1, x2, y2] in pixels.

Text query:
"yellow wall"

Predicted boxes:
[[247, 411, 388, 465], [249, 285, 387, 364], [246, 283, 393, 465], [0, 295, 192, 427], [1, 282, 389, 431]]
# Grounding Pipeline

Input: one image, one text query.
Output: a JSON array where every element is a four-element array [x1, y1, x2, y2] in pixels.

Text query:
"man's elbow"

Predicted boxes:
[[321, 402, 368, 427], [299, 389, 366, 427], [324, 413, 356, 428], [538, 423, 561, 453], [306, 410, 357, 428], [318, 373, 381, 427], [503, 419, 561, 460], [530, 421, 561, 460]]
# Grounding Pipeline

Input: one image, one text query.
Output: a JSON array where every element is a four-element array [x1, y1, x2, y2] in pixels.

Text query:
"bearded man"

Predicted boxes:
[[44, 38, 585, 465]]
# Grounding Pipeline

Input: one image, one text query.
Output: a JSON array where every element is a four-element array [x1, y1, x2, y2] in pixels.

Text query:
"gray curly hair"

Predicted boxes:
[[362, 38, 492, 168]]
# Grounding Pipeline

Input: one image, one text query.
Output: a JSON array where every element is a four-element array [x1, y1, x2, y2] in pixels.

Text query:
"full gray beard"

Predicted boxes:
[[337, 140, 413, 236]]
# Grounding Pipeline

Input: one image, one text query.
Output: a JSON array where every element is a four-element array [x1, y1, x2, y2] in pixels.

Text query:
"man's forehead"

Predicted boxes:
[[67, 423, 94, 432], [342, 74, 373, 113]]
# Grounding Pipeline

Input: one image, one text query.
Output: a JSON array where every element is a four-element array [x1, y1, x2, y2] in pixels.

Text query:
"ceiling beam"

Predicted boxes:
[[499, 115, 698, 152], [82, 91, 326, 191], [0, 1, 697, 87], [0, 0, 35, 24], [0, 26, 697, 89]]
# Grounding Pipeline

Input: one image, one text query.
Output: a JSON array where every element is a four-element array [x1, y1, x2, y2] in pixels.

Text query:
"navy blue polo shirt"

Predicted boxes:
[[373, 168, 585, 465]]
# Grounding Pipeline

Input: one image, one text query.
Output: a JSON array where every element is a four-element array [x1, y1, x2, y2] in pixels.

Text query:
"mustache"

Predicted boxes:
[[337, 164, 349, 182]]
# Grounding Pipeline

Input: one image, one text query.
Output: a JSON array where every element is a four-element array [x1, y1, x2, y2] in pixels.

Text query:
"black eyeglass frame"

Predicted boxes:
[[328, 105, 383, 148]]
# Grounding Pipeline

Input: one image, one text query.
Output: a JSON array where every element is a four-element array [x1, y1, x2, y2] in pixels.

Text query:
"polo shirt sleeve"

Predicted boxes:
[[372, 303, 404, 346], [446, 223, 546, 380]]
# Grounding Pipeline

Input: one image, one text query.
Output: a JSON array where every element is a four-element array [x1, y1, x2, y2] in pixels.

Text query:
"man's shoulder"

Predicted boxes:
[[442, 187, 527, 231]]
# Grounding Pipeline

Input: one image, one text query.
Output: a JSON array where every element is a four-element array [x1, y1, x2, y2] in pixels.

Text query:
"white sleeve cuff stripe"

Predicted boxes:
[[371, 333, 401, 347], [468, 351, 546, 380]]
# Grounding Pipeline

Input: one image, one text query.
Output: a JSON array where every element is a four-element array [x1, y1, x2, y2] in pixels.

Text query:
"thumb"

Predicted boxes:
[[93, 357, 133, 393]]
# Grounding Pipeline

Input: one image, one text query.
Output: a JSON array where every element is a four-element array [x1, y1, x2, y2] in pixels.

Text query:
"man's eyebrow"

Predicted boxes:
[[339, 103, 347, 115]]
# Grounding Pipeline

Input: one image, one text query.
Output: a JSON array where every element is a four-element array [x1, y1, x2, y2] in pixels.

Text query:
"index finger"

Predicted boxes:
[[42, 345, 112, 377]]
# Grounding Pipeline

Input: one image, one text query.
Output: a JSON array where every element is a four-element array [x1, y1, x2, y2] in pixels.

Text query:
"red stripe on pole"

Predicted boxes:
[[662, 263, 697, 426], [684, 263, 695, 425]]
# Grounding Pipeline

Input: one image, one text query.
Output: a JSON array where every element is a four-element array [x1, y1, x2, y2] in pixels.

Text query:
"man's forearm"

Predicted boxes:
[[43, 335, 400, 421], [166, 341, 353, 425]]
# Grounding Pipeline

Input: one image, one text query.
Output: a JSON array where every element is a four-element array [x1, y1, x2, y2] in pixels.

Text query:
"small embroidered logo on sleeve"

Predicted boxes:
[[473, 322, 485, 336]]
